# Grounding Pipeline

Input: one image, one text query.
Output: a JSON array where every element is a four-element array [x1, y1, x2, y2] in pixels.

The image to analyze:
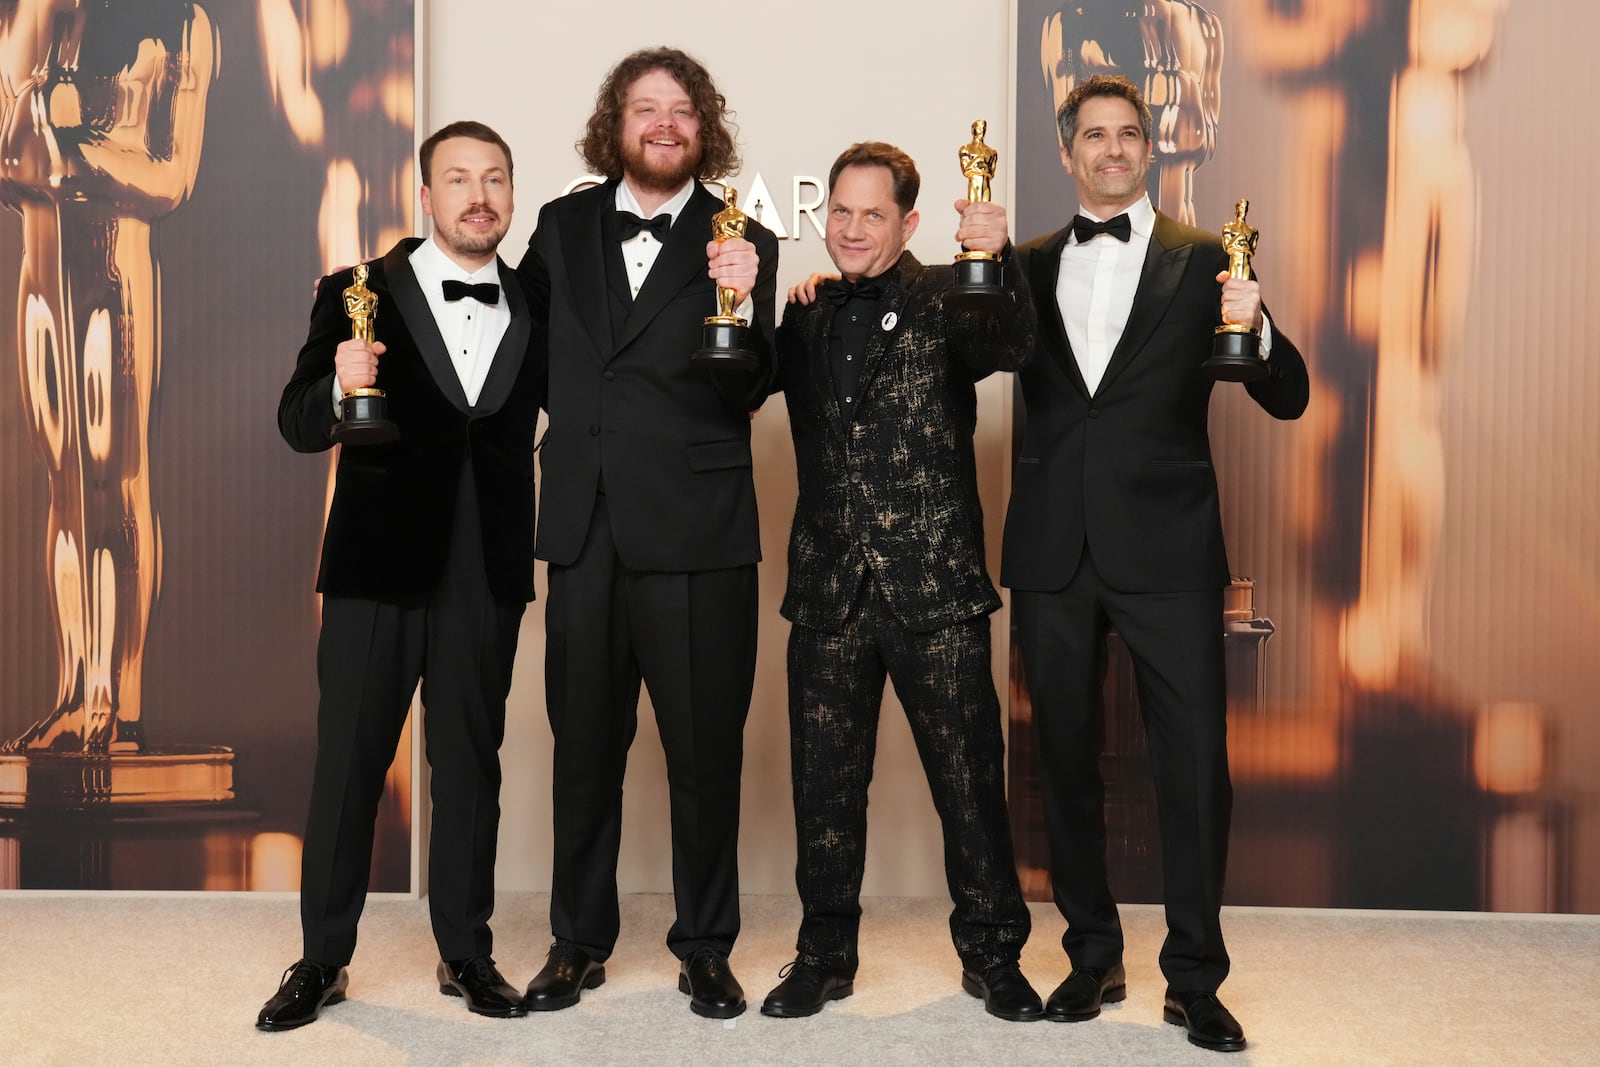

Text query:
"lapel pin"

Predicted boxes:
[[881, 311, 898, 331]]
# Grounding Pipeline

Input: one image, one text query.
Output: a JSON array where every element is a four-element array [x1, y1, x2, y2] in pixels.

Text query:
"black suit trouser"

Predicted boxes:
[[544, 493, 757, 961], [299, 471, 524, 967], [1012, 552, 1231, 992], [787, 577, 1031, 974]]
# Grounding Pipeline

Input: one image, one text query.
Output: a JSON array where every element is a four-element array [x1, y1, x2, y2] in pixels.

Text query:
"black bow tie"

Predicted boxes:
[[442, 279, 500, 304], [822, 278, 883, 307], [1071, 213, 1132, 243], [616, 210, 672, 241]]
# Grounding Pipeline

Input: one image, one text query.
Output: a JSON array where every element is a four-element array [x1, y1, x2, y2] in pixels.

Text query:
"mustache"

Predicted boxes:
[[458, 204, 499, 220]]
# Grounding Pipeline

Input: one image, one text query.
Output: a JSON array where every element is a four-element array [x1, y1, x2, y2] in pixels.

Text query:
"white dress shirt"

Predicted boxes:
[[616, 180, 754, 319], [1056, 195, 1269, 395], [408, 236, 511, 406]]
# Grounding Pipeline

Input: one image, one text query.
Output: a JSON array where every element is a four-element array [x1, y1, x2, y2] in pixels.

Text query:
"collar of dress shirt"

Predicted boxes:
[[615, 178, 697, 227], [411, 232, 501, 286], [1069, 194, 1155, 245]]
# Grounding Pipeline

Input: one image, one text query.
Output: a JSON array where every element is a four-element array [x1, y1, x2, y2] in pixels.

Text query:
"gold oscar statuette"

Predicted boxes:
[[948, 119, 1009, 312], [330, 262, 401, 444], [692, 185, 758, 368], [1203, 199, 1270, 382]]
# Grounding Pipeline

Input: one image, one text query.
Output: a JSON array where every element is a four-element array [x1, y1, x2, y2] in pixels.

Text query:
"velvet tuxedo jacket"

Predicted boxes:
[[1001, 211, 1309, 594], [775, 252, 1036, 633], [517, 179, 779, 572], [278, 238, 543, 604]]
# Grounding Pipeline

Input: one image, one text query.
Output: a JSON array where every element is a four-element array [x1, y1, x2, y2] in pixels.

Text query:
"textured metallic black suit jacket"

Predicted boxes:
[[774, 251, 1036, 633]]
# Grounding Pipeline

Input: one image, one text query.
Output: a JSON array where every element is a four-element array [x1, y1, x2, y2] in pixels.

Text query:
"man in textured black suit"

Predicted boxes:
[[1004, 76, 1309, 1051], [260, 123, 542, 1030], [515, 48, 778, 1020], [759, 143, 1041, 1023]]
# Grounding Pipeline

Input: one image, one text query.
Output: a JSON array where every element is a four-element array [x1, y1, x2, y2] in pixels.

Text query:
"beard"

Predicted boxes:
[[620, 132, 704, 193], [436, 207, 508, 258]]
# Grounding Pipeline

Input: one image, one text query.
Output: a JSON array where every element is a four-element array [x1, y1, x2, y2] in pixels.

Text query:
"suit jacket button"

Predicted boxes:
[[858, 530, 871, 545], [1087, 408, 1100, 419], [589, 424, 600, 436], [849, 471, 863, 484], [603, 370, 616, 380]]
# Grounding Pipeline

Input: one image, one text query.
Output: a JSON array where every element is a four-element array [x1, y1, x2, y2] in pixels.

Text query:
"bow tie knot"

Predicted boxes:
[[616, 210, 672, 241], [442, 279, 500, 304], [822, 278, 883, 307], [1071, 213, 1132, 243]]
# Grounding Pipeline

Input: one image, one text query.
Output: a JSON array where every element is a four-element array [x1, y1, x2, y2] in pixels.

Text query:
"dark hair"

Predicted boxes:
[[1056, 74, 1153, 149], [827, 142, 921, 215], [419, 120, 514, 185], [578, 47, 740, 181]]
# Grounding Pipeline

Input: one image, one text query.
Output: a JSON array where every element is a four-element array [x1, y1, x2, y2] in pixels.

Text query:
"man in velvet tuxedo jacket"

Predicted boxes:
[[262, 123, 541, 1031], [1003, 76, 1308, 1052], [514, 49, 777, 1021], [759, 143, 1042, 1024]]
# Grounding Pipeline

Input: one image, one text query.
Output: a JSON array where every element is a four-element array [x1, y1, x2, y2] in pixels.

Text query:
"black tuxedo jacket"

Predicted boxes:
[[517, 180, 779, 572], [775, 252, 1036, 633], [278, 238, 543, 604], [1001, 211, 1309, 593]]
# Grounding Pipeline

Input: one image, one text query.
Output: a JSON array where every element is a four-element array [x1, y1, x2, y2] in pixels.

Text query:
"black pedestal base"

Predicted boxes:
[[946, 257, 1009, 313], [1203, 329, 1269, 382], [330, 393, 400, 445], [692, 321, 757, 369]]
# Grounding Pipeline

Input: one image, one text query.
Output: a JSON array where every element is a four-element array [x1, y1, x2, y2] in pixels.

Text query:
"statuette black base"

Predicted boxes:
[[330, 393, 400, 445], [946, 257, 1009, 313], [1203, 329, 1269, 382], [693, 321, 757, 369]]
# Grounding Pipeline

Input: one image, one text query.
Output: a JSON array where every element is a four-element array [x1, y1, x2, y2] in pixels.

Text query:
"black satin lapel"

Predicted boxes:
[[1030, 229, 1091, 399], [560, 189, 614, 362], [1097, 215, 1192, 394], [384, 241, 472, 413], [615, 184, 717, 353], [473, 258, 530, 415]]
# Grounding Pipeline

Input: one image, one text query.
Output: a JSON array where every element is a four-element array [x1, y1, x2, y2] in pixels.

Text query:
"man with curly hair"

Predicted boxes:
[[516, 47, 779, 1020]]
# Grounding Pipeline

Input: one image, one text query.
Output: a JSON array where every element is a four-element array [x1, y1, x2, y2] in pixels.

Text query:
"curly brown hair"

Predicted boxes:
[[578, 47, 740, 181]]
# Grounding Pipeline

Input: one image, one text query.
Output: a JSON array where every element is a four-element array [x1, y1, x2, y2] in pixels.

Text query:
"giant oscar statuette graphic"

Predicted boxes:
[[0, 2, 234, 880], [692, 184, 757, 368], [1202, 199, 1270, 383], [948, 119, 1008, 311]]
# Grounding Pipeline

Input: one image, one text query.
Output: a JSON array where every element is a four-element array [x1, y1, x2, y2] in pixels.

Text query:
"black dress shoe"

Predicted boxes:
[[438, 957, 528, 1018], [524, 942, 605, 1011], [1164, 989, 1247, 1052], [678, 948, 745, 1019], [256, 959, 348, 1031], [960, 962, 1044, 1022], [760, 959, 854, 1018], [1045, 962, 1127, 1021]]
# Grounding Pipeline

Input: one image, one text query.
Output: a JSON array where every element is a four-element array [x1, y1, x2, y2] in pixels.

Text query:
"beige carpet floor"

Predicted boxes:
[[2, 893, 1596, 1066]]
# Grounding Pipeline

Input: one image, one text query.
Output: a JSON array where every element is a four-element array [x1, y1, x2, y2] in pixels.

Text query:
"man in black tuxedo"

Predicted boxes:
[[260, 122, 541, 1030], [1004, 76, 1308, 1052], [515, 48, 778, 1020], [759, 143, 1041, 1023]]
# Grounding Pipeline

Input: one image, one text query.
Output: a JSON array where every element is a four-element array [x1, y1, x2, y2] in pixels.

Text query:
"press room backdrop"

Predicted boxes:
[[3, 1, 1595, 914]]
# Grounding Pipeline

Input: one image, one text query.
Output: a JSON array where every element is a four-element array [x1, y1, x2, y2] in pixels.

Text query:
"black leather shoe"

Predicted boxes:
[[523, 942, 605, 1011], [1164, 989, 1247, 1052], [760, 959, 854, 1018], [960, 962, 1044, 1022], [1045, 962, 1127, 1021], [678, 948, 746, 1019], [256, 959, 348, 1031], [438, 957, 528, 1018]]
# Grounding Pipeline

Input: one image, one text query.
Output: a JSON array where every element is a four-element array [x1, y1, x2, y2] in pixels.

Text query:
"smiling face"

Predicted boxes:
[[824, 164, 919, 282], [1060, 94, 1153, 218], [420, 135, 512, 269], [618, 67, 704, 196]]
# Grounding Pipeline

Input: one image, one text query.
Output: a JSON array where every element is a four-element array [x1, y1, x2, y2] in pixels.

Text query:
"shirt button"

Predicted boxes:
[[589, 424, 600, 436], [845, 396, 853, 404], [1088, 408, 1100, 419], [846, 354, 854, 362], [604, 370, 616, 380]]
